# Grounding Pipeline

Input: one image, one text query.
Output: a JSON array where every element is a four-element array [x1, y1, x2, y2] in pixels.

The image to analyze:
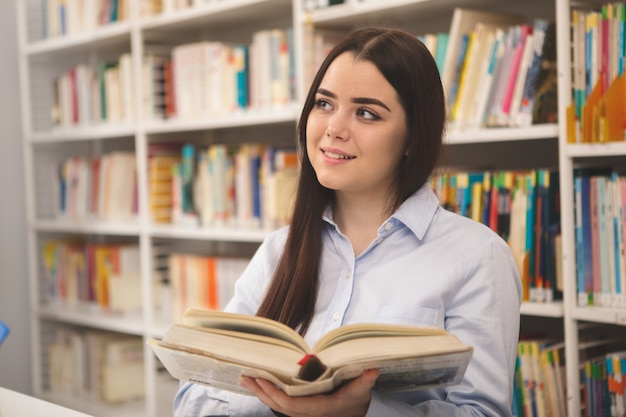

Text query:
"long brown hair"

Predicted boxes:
[[256, 27, 446, 335]]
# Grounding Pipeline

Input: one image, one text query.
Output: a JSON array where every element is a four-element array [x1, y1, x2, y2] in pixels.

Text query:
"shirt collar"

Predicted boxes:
[[321, 183, 439, 241]]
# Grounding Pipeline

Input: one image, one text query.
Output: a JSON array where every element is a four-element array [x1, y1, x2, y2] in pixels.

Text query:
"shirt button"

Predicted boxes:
[[375, 237, 383, 244], [332, 312, 340, 321], [384, 222, 393, 230], [345, 270, 351, 279]]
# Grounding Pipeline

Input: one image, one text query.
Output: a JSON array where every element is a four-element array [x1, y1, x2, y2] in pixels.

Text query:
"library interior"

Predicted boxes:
[[1, 0, 626, 416]]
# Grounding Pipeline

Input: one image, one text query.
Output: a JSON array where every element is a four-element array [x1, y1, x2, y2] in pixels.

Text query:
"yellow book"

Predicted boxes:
[[451, 32, 475, 121]]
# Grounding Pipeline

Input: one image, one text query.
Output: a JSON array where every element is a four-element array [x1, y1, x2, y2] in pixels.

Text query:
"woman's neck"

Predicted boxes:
[[333, 193, 392, 256]]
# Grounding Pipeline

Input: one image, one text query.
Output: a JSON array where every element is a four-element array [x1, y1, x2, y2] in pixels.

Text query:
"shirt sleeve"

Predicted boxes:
[[365, 234, 522, 417]]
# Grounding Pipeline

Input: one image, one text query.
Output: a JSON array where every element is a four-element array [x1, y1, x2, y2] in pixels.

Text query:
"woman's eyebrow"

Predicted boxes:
[[352, 97, 391, 112], [317, 88, 391, 112]]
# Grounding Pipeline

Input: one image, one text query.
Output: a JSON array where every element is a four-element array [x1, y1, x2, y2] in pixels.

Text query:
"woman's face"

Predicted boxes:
[[306, 52, 408, 201]]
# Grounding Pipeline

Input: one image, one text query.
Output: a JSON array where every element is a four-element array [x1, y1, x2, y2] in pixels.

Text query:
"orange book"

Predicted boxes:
[[94, 245, 115, 308], [566, 105, 577, 144], [581, 80, 603, 143], [206, 257, 219, 310], [599, 73, 625, 142]]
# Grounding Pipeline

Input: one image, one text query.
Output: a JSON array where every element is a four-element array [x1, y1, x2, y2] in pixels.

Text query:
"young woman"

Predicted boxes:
[[174, 27, 521, 417]]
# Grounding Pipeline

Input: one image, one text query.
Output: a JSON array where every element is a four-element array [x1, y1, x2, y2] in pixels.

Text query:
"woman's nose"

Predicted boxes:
[[325, 114, 349, 140]]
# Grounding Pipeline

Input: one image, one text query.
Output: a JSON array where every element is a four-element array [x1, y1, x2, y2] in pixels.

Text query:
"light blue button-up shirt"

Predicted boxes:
[[173, 185, 522, 417]]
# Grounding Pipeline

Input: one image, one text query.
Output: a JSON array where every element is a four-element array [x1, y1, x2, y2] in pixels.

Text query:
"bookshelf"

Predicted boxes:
[[15, 0, 624, 416]]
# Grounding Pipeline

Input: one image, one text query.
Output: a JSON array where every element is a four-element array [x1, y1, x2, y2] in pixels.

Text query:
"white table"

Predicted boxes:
[[0, 387, 93, 417]]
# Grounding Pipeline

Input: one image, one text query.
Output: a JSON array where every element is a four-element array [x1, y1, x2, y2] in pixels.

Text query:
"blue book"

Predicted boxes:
[[447, 34, 470, 111], [233, 44, 249, 110], [580, 174, 594, 304], [251, 153, 262, 221], [575, 174, 585, 304], [612, 173, 622, 304], [435, 32, 449, 75], [181, 144, 195, 214], [597, 176, 611, 306]]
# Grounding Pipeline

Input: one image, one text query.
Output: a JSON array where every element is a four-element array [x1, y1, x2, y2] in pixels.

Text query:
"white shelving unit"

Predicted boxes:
[[17, 0, 619, 416]]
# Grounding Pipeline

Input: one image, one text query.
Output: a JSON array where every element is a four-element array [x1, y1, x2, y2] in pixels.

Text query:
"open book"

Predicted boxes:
[[149, 309, 473, 397]]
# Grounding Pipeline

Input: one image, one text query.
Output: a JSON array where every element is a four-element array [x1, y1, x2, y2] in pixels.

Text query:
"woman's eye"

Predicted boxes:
[[315, 99, 332, 110], [357, 108, 379, 120]]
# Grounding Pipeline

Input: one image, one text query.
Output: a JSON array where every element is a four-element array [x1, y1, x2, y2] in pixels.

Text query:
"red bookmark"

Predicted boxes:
[[298, 353, 314, 365]]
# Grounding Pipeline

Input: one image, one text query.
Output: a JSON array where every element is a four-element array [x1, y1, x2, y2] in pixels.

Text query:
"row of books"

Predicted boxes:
[[49, 141, 299, 229], [167, 253, 249, 322], [581, 351, 626, 417], [567, 2, 626, 144], [513, 332, 626, 417], [575, 169, 626, 309], [40, 237, 249, 321], [46, 326, 144, 403], [149, 28, 295, 121], [41, 241, 142, 312], [441, 17, 557, 130], [141, 0, 229, 16], [53, 151, 137, 222], [432, 169, 561, 303], [43, 0, 128, 39], [52, 54, 134, 128], [149, 142, 299, 230], [51, 27, 296, 128], [512, 339, 567, 417], [43, 0, 297, 34]]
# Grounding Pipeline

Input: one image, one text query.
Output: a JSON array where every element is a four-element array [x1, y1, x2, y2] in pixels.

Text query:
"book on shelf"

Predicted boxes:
[[149, 309, 473, 397], [574, 168, 626, 308], [167, 254, 249, 321], [148, 143, 182, 223], [485, 25, 522, 127], [451, 21, 517, 129], [568, 5, 625, 143], [466, 28, 506, 129], [48, 327, 144, 403], [515, 339, 567, 417], [496, 24, 533, 127], [514, 19, 556, 127], [575, 171, 594, 306], [506, 27, 535, 127], [441, 8, 526, 103]]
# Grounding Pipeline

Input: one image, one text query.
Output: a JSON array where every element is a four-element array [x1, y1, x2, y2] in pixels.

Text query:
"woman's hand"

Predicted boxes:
[[240, 369, 379, 417]]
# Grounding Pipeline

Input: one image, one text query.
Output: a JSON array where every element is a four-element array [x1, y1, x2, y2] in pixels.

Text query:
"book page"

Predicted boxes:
[[316, 334, 471, 370], [313, 323, 446, 352], [181, 309, 309, 352], [161, 325, 305, 378]]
